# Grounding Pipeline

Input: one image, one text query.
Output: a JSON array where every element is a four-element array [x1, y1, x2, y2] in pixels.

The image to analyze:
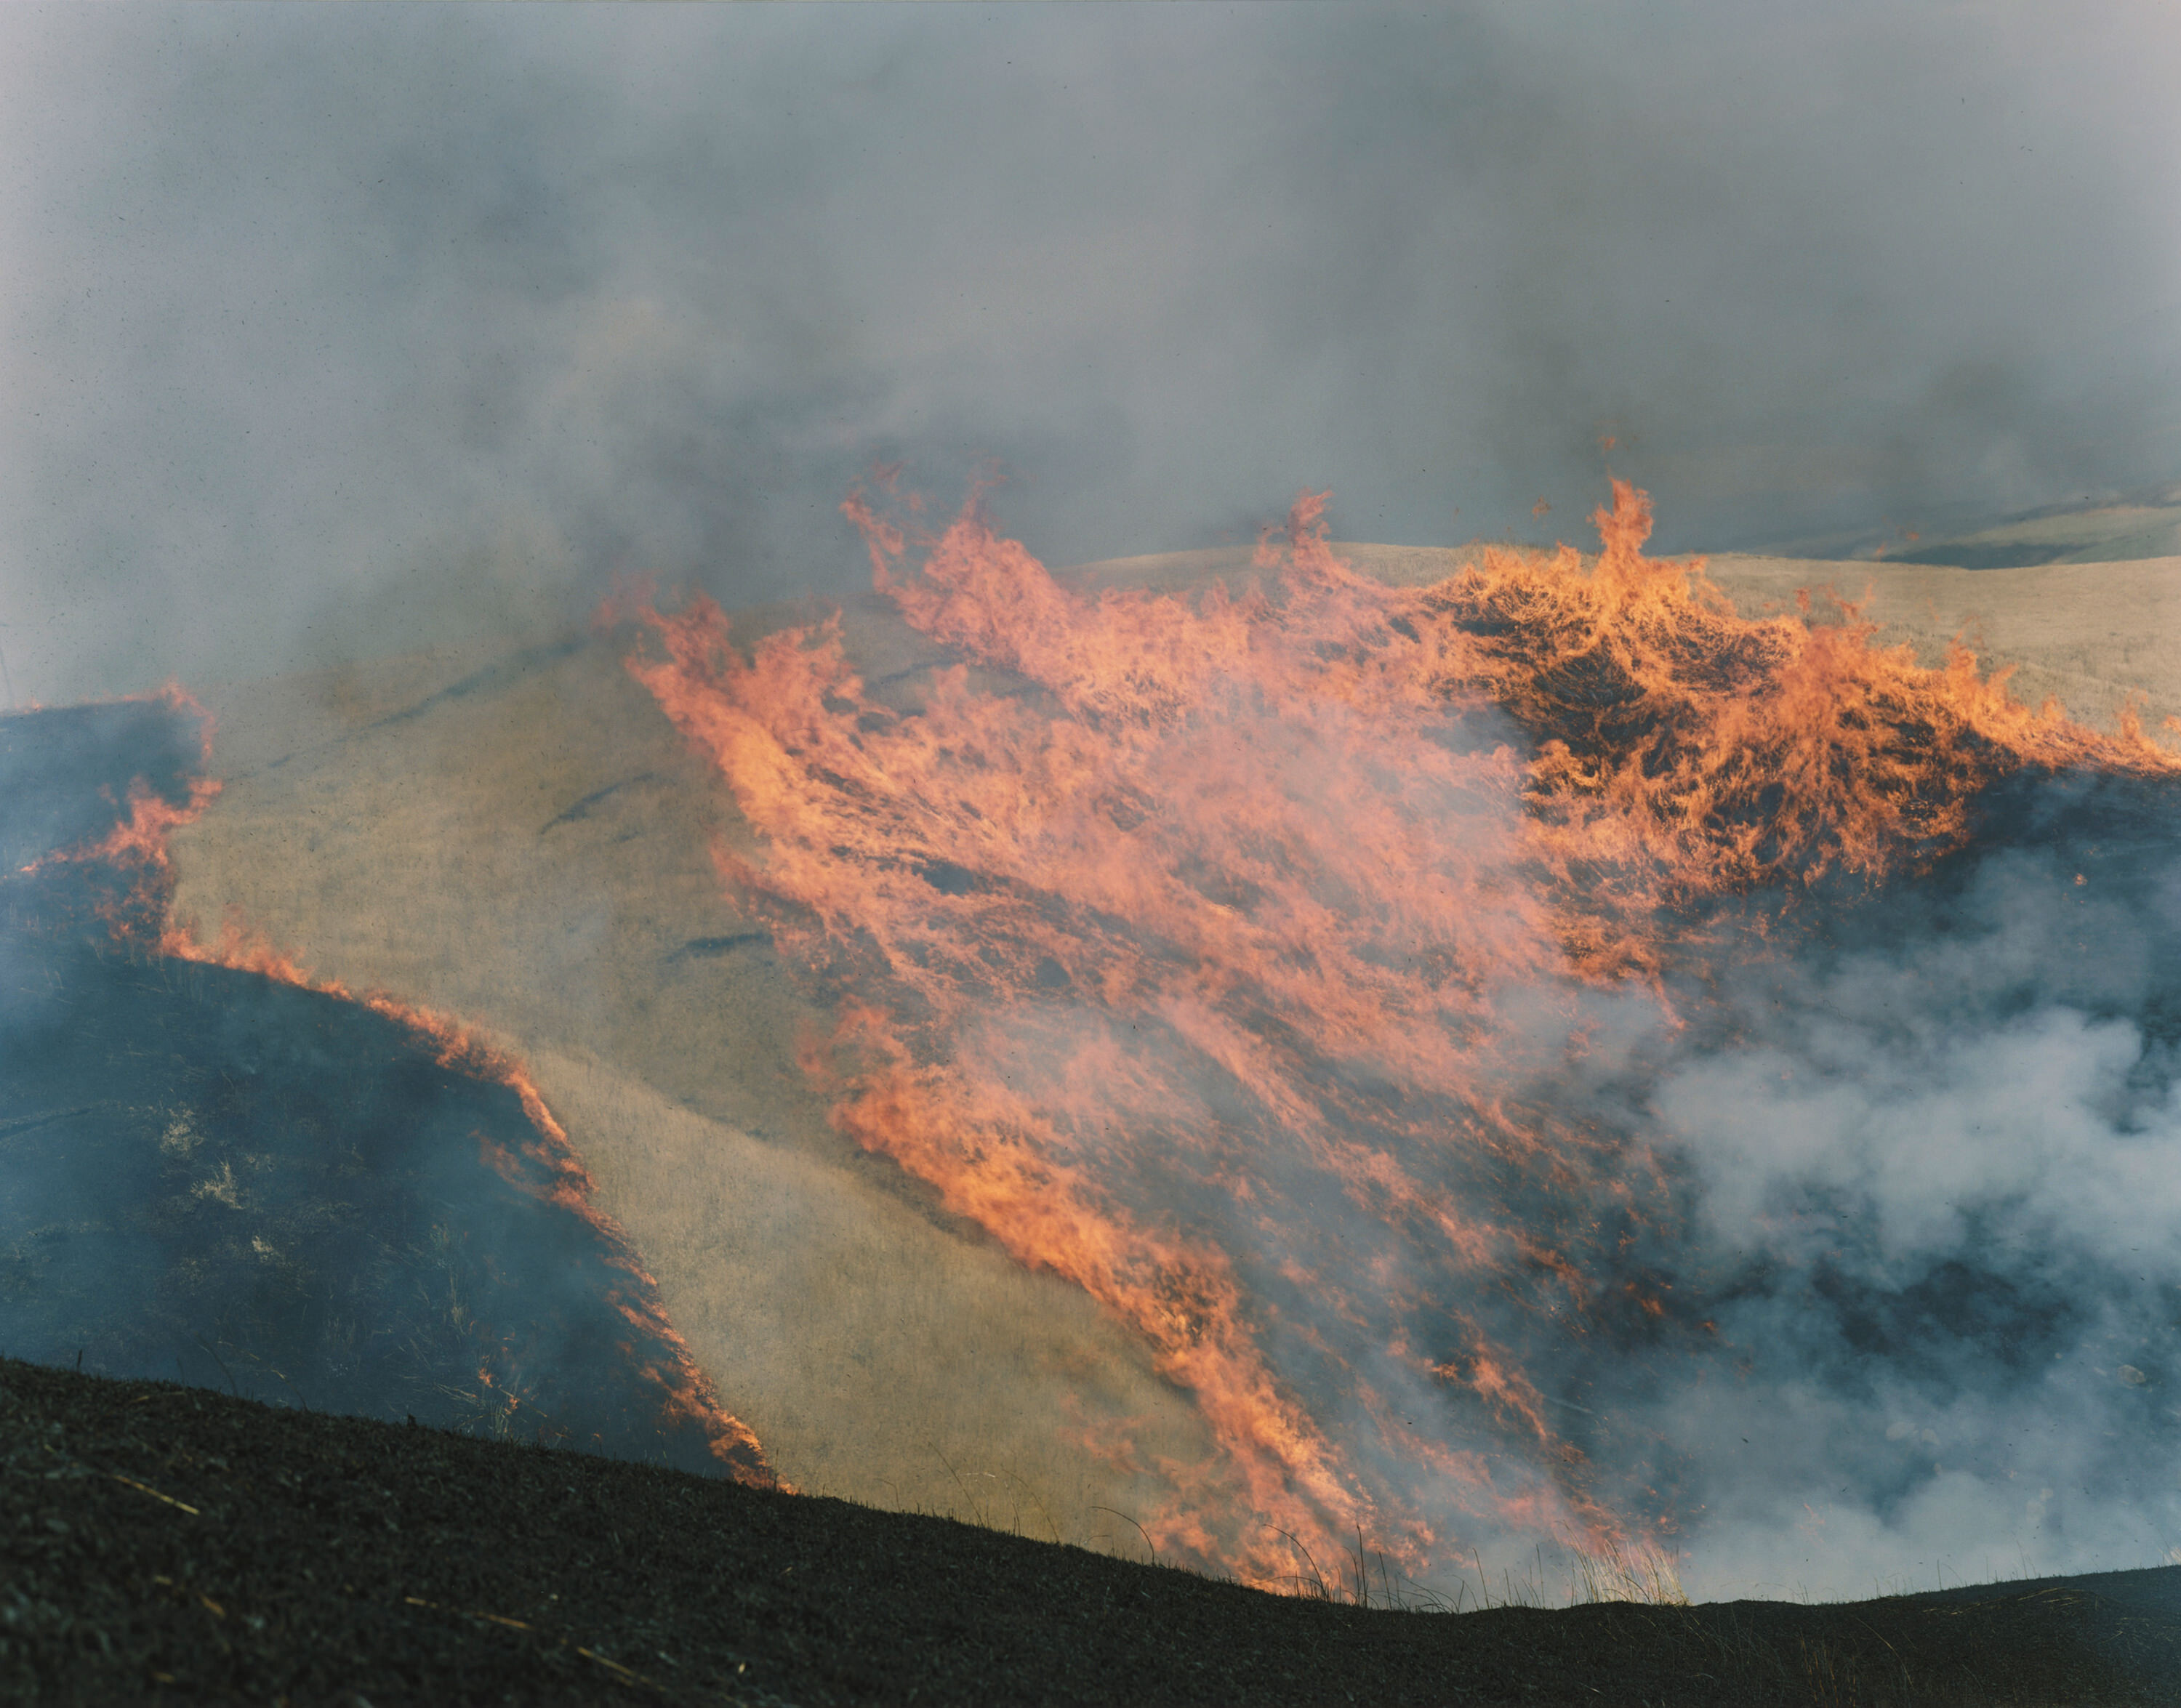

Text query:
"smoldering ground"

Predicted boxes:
[[1314, 766, 2181, 1602], [1341, 773, 2180, 1603], [1636, 770, 2181, 1599]]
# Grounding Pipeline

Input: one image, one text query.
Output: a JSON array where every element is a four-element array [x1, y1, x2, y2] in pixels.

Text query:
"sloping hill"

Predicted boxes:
[[158, 533, 2181, 1574], [7, 1354, 2177, 1706], [168, 618, 1216, 1558], [1884, 487, 2181, 570]]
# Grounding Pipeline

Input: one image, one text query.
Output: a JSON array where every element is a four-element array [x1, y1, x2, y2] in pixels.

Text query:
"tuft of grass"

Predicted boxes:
[[1247, 1529, 1690, 1617], [1571, 1539, 1691, 1608]]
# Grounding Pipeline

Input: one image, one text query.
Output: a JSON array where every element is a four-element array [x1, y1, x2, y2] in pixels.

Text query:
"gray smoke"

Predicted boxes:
[[1634, 791, 2181, 1600], [3, 2, 2177, 702]]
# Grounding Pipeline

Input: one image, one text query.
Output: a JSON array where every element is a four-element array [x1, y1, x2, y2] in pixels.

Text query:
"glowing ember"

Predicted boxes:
[[620, 477, 2180, 1587]]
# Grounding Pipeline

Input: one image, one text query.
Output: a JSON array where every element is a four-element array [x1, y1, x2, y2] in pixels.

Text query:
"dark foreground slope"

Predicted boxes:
[[5, 1358, 2177, 1707]]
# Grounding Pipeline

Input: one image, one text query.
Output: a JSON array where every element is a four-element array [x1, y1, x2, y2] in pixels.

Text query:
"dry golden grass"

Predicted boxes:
[[529, 1044, 1211, 1552], [1703, 550, 2181, 736], [1075, 538, 2181, 734]]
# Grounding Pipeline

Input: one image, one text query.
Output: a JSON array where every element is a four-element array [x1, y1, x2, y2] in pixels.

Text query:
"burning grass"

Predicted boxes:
[[112, 475, 2181, 1604], [615, 475, 2181, 1591], [161, 632, 1235, 1554]]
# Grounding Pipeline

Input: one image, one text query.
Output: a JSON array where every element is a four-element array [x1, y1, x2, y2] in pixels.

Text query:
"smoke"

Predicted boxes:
[[1639, 775, 2181, 1598], [4, 2, 2178, 701]]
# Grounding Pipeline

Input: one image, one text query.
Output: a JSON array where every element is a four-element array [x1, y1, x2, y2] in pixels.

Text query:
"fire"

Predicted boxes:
[[620, 475, 2180, 1587]]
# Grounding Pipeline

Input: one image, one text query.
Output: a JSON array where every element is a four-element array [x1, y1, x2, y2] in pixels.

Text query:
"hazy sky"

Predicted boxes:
[[3, 1, 2177, 701]]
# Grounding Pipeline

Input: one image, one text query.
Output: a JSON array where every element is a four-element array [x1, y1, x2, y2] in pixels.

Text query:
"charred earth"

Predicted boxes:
[[0, 697, 768, 1483], [4, 1353, 2179, 1705]]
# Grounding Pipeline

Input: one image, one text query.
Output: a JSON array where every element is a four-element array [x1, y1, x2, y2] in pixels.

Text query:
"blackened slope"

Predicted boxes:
[[0, 946, 730, 1472], [4, 1355, 2177, 1707], [0, 698, 208, 941], [0, 699, 765, 1479]]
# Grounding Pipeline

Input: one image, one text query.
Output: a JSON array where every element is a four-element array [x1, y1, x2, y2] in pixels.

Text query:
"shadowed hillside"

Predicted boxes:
[[7, 1354, 2180, 1705]]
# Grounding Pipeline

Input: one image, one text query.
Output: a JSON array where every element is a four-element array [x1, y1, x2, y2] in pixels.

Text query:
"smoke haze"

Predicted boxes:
[[4, 1, 2178, 702], [7, 1, 2181, 1608], [1640, 772, 2181, 1598]]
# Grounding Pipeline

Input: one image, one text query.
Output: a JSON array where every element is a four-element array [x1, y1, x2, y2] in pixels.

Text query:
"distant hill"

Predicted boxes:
[[1886, 486, 2181, 569], [1750, 482, 2181, 569]]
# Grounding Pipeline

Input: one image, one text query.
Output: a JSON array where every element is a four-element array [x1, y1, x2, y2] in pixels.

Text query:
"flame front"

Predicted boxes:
[[623, 478, 2180, 1587]]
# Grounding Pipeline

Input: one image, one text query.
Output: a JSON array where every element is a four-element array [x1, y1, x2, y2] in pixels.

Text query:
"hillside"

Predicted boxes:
[[150, 531, 2181, 1580], [7, 1354, 2177, 1705]]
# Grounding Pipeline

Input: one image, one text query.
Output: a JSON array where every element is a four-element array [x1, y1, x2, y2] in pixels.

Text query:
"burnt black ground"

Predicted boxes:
[[4, 1355, 2177, 1707], [0, 699, 767, 1481]]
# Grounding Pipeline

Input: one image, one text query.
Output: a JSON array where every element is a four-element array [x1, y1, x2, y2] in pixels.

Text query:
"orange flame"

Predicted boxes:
[[17, 685, 219, 879], [622, 478, 2179, 1585]]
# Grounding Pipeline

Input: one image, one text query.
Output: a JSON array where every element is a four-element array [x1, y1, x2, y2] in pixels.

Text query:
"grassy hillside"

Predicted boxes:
[[1886, 491, 2181, 569], [158, 535, 2181, 1581], [167, 626, 1215, 1559]]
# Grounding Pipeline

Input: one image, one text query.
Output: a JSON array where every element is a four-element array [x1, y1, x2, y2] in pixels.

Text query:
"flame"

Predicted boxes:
[[621, 475, 2180, 1587], [15, 685, 219, 885]]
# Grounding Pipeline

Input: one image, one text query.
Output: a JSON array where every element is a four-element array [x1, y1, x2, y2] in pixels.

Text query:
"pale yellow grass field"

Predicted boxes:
[[530, 1046, 1206, 1545], [1704, 550, 2181, 736], [166, 538, 2180, 1558]]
